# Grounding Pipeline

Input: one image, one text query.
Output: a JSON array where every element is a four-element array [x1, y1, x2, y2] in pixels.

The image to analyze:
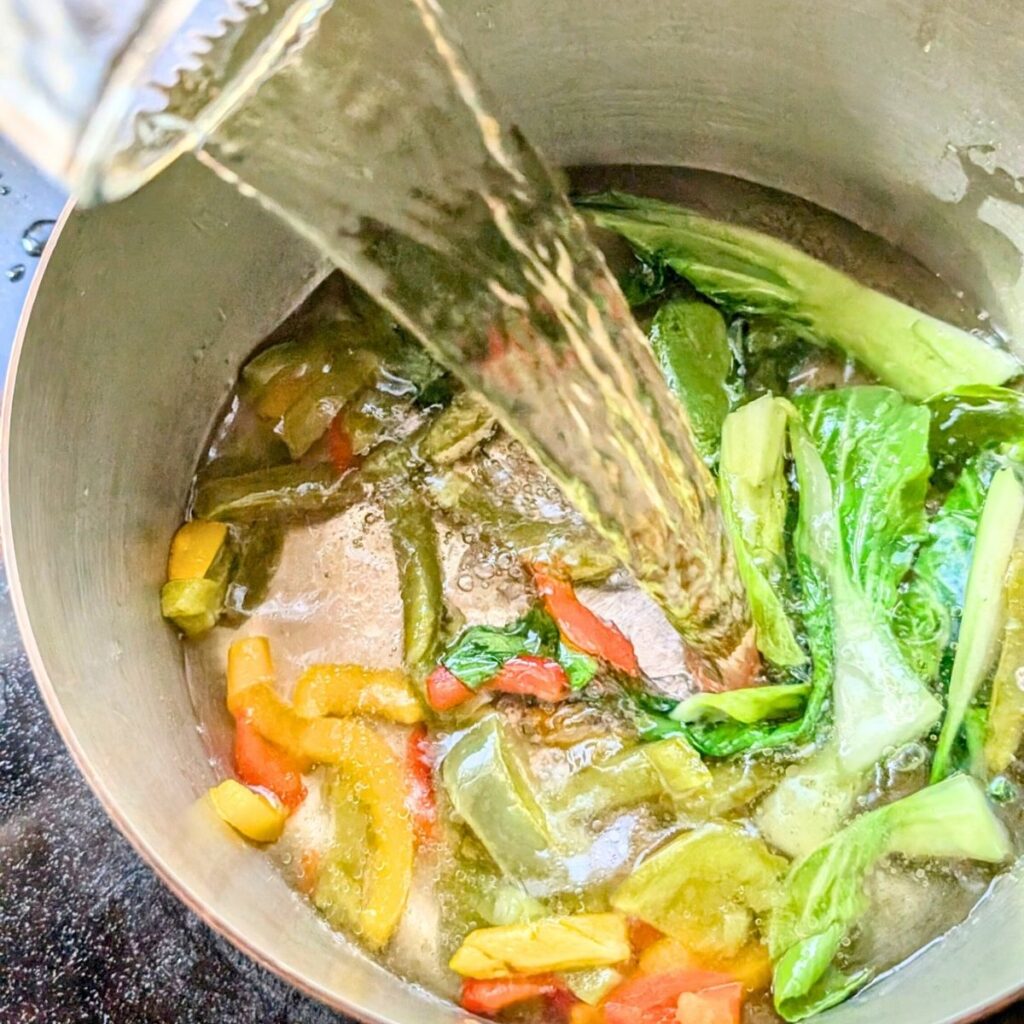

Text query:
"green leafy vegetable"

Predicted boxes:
[[769, 774, 1011, 1021], [672, 683, 811, 726], [927, 384, 1024, 480], [441, 605, 600, 692], [894, 454, 997, 683], [932, 466, 1024, 781], [758, 388, 942, 856], [648, 297, 732, 459], [577, 192, 1020, 400], [985, 550, 1024, 773], [719, 395, 805, 667]]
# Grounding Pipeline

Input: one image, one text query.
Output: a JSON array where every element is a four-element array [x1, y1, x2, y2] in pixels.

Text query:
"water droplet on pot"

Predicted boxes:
[[6, 264, 25, 282], [21, 219, 55, 257]]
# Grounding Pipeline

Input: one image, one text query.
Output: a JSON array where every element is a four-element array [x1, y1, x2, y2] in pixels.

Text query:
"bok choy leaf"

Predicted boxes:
[[648, 297, 733, 460], [719, 394, 805, 667], [577, 192, 1020, 400], [769, 774, 1011, 1021], [931, 466, 1024, 782], [757, 388, 942, 856]]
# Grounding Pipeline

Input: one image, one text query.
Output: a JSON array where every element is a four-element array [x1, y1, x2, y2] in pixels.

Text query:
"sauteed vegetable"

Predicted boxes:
[[164, 189, 1024, 1023]]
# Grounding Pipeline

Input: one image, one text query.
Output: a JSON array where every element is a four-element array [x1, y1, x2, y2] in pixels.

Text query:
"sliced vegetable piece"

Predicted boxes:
[[648, 297, 732, 460], [460, 975, 565, 1016], [389, 493, 446, 679], [672, 684, 810, 726], [577, 192, 1020, 399], [209, 779, 287, 842], [224, 638, 413, 948], [441, 715, 563, 885], [675, 985, 743, 1024], [419, 391, 496, 465], [603, 969, 739, 1024], [718, 395, 805, 667], [442, 605, 560, 689], [327, 413, 356, 473], [406, 723, 438, 843], [224, 520, 284, 616], [491, 655, 570, 702], [562, 737, 710, 818], [426, 665, 475, 711], [160, 577, 225, 637], [167, 520, 229, 580], [612, 824, 786, 959], [932, 466, 1024, 782], [234, 714, 306, 810], [564, 967, 625, 1006], [292, 664, 423, 724], [281, 354, 378, 459], [449, 913, 630, 979], [533, 566, 639, 675], [193, 462, 341, 521], [985, 550, 1024, 772], [768, 774, 1010, 1021]]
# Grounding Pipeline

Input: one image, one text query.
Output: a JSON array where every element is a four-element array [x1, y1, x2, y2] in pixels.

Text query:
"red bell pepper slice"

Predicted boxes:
[[604, 970, 738, 1024], [460, 975, 566, 1016], [532, 565, 639, 675], [674, 984, 742, 1024], [426, 664, 475, 711], [406, 723, 438, 842], [491, 654, 570, 702], [234, 713, 307, 810], [327, 413, 355, 474]]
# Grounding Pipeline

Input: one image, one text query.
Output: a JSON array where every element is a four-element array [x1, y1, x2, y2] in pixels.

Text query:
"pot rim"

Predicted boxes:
[[1, 195, 1020, 1024]]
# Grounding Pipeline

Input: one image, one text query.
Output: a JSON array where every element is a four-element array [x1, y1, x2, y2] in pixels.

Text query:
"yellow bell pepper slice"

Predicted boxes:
[[449, 913, 630, 979], [209, 779, 287, 842], [167, 520, 229, 581], [292, 664, 424, 724], [225, 637, 414, 948]]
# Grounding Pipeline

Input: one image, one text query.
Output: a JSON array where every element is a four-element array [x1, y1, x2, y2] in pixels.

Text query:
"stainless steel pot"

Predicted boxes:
[[6, 1, 1024, 1021]]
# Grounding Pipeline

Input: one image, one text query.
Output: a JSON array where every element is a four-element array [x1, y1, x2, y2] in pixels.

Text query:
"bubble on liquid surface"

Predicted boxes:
[[21, 219, 55, 258]]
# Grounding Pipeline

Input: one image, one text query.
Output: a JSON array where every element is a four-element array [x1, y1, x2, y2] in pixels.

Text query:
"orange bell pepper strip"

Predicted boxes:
[[327, 412, 356, 473], [460, 975, 566, 1016], [406, 723, 438, 843], [491, 655, 570, 702], [292, 663, 424, 724], [234, 714, 307, 810], [226, 637, 414, 949], [426, 664, 475, 711], [603, 970, 740, 1024], [532, 565, 639, 675]]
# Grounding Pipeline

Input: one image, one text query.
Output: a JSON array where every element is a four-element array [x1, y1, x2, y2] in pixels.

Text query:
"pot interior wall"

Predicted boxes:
[[6, 1, 1024, 1022]]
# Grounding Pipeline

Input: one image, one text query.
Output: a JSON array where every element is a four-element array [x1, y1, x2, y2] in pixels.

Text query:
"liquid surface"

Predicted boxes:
[[194, 0, 747, 658], [172, 166, 1023, 1024]]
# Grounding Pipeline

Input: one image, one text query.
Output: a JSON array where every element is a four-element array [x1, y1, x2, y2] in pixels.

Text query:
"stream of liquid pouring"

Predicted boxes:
[[196, 0, 746, 658]]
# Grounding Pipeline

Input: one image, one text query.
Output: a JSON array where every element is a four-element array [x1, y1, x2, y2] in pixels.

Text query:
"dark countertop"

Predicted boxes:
[[0, 135, 1018, 1024]]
